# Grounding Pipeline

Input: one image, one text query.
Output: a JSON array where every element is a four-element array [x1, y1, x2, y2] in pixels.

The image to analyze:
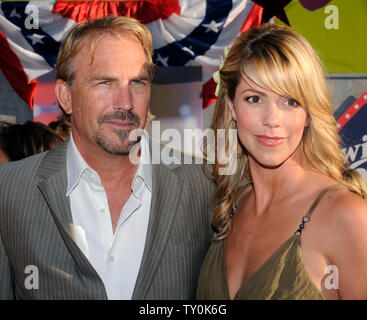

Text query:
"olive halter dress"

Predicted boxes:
[[197, 185, 344, 300]]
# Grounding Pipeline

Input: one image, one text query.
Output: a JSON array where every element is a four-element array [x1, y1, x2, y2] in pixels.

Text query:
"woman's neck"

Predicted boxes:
[[248, 155, 314, 216]]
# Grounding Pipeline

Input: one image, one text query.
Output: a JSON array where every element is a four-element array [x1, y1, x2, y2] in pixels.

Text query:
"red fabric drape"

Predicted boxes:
[[52, 0, 180, 24], [0, 32, 37, 110]]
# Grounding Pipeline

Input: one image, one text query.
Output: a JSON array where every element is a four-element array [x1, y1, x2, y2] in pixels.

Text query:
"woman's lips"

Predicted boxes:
[[255, 135, 286, 146]]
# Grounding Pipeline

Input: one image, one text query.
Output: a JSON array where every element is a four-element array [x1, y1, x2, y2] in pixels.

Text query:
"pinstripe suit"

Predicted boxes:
[[0, 139, 214, 299]]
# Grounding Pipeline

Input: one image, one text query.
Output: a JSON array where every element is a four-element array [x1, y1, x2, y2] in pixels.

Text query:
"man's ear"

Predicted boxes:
[[55, 79, 72, 115], [226, 96, 237, 121]]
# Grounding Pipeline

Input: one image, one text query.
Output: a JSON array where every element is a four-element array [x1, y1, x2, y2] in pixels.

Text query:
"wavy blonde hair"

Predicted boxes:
[[208, 23, 367, 240]]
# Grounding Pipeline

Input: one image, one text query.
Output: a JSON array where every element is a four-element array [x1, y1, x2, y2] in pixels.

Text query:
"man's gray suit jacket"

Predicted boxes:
[[0, 139, 215, 299]]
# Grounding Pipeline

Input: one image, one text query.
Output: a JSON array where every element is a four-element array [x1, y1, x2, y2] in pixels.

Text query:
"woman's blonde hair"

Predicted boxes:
[[209, 23, 367, 240]]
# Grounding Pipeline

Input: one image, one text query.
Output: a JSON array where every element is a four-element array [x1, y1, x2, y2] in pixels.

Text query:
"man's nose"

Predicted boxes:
[[113, 85, 133, 111]]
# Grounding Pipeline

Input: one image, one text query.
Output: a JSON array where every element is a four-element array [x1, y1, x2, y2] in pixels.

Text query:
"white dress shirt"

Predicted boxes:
[[66, 134, 152, 299]]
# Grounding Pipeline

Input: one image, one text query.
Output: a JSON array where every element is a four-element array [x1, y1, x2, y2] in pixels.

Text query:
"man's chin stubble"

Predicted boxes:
[[95, 130, 141, 156]]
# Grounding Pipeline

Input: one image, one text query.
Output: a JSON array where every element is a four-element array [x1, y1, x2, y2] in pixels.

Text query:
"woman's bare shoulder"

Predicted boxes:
[[318, 187, 367, 299], [308, 185, 367, 250], [325, 187, 367, 227]]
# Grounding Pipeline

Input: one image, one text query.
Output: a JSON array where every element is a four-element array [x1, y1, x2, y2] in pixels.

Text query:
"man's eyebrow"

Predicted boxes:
[[88, 75, 117, 81], [88, 74, 151, 81], [131, 72, 151, 81], [131, 76, 150, 81]]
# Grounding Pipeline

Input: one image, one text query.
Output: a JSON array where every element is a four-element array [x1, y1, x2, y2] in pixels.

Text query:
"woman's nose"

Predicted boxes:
[[261, 103, 281, 128]]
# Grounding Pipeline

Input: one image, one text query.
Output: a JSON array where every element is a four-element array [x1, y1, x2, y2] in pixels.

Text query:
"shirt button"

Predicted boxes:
[[108, 256, 114, 262], [100, 208, 107, 214]]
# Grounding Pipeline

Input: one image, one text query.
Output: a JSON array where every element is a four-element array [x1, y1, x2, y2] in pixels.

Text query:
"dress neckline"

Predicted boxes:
[[224, 184, 345, 300], [223, 233, 299, 300]]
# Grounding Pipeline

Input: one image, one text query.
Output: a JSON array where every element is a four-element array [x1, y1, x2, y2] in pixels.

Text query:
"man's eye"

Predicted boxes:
[[246, 96, 260, 103], [98, 80, 110, 85], [131, 80, 146, 86]]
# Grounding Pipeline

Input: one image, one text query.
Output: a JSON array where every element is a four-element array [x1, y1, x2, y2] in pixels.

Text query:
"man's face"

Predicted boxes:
[[58, 33, 151, 156]]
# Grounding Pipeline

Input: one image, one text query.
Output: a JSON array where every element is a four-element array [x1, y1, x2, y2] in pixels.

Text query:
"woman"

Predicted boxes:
[[197, 24, 367, 300]]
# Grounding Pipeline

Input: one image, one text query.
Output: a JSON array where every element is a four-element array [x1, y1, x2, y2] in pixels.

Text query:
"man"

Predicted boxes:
[[0, 16, 214, 299]]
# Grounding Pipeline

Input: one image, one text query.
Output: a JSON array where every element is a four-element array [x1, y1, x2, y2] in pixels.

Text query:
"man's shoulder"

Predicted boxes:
[[0, 138, 68, 179], [0, 151, 47, 186], [0, 151, 45, 172], [157, 145, 212, 178], [162, 149, 216, 195]]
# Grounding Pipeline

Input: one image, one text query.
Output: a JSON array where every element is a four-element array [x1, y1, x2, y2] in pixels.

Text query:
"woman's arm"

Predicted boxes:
[[326, 191, 367, 299]]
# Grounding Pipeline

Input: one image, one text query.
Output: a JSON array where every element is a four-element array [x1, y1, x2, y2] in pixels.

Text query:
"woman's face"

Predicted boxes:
[[227, 76, 309, 169]]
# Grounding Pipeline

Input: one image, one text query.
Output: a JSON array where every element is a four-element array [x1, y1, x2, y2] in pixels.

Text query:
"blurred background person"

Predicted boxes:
[[48, 114, 72, 141], [0, 121, 63, 163]]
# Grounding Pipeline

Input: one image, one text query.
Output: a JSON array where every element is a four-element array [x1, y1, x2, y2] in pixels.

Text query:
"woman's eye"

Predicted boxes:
[[284, 98, 300, 107], [246, 96, 260, 103]]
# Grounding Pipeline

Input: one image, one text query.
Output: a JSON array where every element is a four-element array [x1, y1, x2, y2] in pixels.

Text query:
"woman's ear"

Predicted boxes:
[[55, 79, 73, 115], [226, 96, 237, 121], [304, 112, 310, 127]]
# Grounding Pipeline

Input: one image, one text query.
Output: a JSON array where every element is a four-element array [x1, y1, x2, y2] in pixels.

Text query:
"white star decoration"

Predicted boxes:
[[182, 46, 195, 57], [10, 8, 21, 19], [202, 20, 223, 33], [26, 33, 45, 45], [156, 53, 169, 66]]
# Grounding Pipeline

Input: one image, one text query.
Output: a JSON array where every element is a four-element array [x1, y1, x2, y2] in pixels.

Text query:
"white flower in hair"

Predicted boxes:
[[213, 46, 229, 97]]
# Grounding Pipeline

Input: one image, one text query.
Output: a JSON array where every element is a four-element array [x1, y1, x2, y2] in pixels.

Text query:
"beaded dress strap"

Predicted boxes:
[[230, 181, 252, 218], [295, 184, 345, 236]]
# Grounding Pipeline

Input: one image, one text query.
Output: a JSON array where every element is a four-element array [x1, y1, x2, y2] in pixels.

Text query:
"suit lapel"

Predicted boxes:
[[37, 140, 74, 239], [132, 160, 183, 299], [36, 140, 107, 298]]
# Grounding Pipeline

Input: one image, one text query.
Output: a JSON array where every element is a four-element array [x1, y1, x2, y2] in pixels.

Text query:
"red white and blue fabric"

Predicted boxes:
[[334, 92, 367, 180], [0, 0, 264, 110]]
